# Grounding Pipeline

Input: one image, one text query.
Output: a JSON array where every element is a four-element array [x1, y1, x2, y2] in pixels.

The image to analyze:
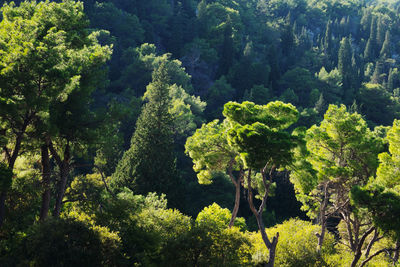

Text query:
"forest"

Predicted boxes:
[[1, 0, 400, 266]]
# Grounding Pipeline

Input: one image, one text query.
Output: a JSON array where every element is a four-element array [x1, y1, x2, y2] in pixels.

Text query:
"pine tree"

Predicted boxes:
[[111, 62, 178, 204]]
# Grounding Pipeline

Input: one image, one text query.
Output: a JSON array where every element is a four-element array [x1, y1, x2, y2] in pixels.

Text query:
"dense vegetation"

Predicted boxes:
[[1, 0, 400, 266]]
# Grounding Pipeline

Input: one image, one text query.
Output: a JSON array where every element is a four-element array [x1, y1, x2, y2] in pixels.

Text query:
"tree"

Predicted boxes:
[[185, 119, 244, 227], [350, 119, 400, 266], [338, 37, 355, 103], [250, 219, 336, 266], [357, 83, 398, 127], [290, 105, 386, 266], [279, 67, 317, 107], [324, 20, 332, 57], [364, 15, 377, 61], [205, 76, 235, 119], [223, 101, 299, 267], [217, 15, 234, 77], [111, 62, 179, 206], [379, 30, 391, 58], [0, 0, 111, 223]]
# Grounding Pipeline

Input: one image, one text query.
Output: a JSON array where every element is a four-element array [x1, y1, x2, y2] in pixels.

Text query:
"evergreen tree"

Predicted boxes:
[[324, 20, 332, 56], [217, 16, 234, 77], [379, 30, 391, 58], [376, 16, 385, 48], [364, 16, 377, 61], [281, 22, 295, 57], [388, 68, 395, 92], [364, 37, 373, 61], [338, 37, 354, 103], [360, 8, 372, 37], [371, 59, 384, 84], [111, 62, 179, 206]]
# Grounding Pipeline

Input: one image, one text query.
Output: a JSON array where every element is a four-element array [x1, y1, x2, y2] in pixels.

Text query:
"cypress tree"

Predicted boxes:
[[371, 59, 384, 84], [376, 16, 385, 48], [364, 16, 377, 61], [111, 62, 178, 203], [379, 30, 391, 58], [324, 20, 332, 55], [338, 37, 354, 103], [364, 37, 373, 61], [387, 68, 394, 92], [217, 15, 234, 77], [338, 37, 352, 82]]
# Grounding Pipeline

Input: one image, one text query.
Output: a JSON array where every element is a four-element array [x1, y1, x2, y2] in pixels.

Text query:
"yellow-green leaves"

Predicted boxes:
[[185, 119, 237, 184], [376, 119, 400, 192]]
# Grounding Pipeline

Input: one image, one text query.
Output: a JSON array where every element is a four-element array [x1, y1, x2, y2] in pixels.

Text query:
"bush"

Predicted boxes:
[[249, 218, 336, 267]]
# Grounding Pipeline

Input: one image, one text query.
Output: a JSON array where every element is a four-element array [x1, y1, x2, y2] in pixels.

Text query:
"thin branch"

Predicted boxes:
[[360, 248, 396, 267]]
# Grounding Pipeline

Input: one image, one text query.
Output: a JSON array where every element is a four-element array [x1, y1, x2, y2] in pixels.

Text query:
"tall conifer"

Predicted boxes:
[[379, 30, 391, 58], [112, 62, 178, 204], [338, 37, 355, 103]]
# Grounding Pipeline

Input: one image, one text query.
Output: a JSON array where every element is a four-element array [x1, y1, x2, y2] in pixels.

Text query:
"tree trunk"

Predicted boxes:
[[246, 168, 278, 267], [229, 180, 241, 228], [267, 234, 279, 267], [51, 142, 70, 217], [350, 227, 375, 267], [227, 164, 243, 228], [317, 182, 330, 252], [393, 241, 400, 265], [39, 144, 51, 221]]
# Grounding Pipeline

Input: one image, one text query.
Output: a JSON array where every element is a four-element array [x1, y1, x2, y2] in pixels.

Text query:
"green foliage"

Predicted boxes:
[[249, 219, 336, 266], [223, 101, 299, 169], [243, 84, 271, 105], [306, 104, 382, 184], [169, 84, 206, 137], [376, 119, 400, 190], [2, 155, 41, 232], [348, 119, 400, 240], [291, 104, 384, 219], [279, 67, 317, 106], [0, 0, 112, 152], [64, 173, 107, 215], [0, 162, 12, 191], [338, 37, 355, 102], [317, 67, 343, 104], [280, 88, 299, 105], [111, 62, 179, 206], [206, 76, 235, 119], [168, 203, 252, 266], [5, 0, 400, 265], [90, 2, 144, 49], [351, 185, 400, 239], [185, 119, 237, 184], [196, 202, 246, 231], [15, 218, 106, 267], [358, 83, 400, 126]]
